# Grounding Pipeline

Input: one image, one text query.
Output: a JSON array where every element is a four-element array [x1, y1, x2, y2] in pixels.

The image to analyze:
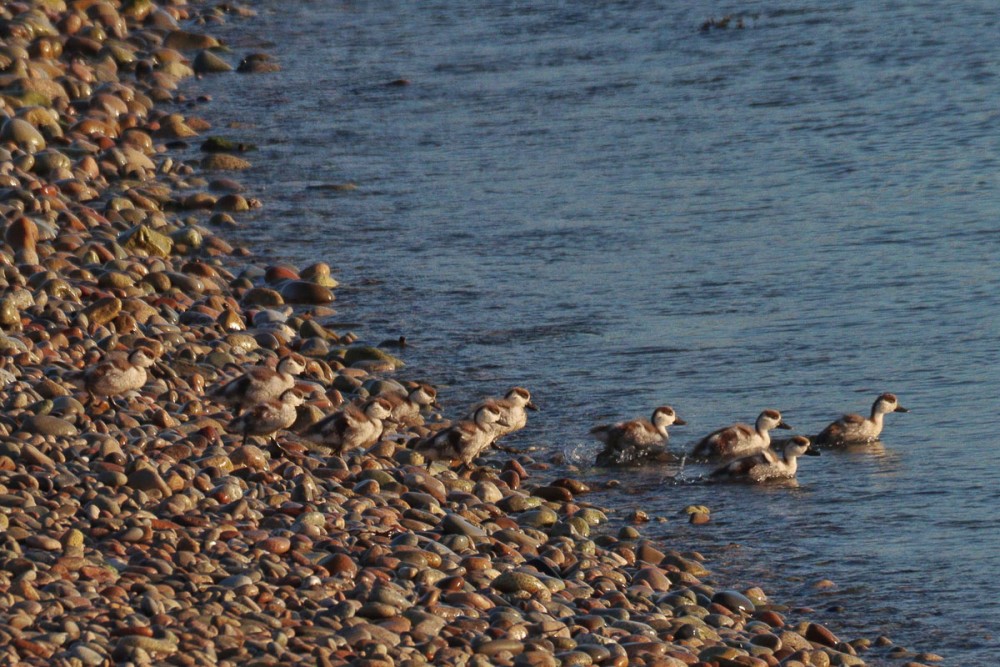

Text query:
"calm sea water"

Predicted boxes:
[[192, 2, 1000, 663]]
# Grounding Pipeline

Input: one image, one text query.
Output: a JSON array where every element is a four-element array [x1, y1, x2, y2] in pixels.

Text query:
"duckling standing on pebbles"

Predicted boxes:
[[592, 406, 685, 466], [209, 353, 306, 415], [381, 383, 439, 431], [302, 397, 393, 454], [414, 404, 503, 468], [814, 393, 908, 445], [228, 388, 304, 445], [78, 347, 157, 410], [466, 386, 538, 442], [691, 408, 791, 460], [711, 435, 820, 482]]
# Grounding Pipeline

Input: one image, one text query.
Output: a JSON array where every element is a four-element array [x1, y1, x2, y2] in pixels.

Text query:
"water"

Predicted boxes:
[[189, 2, 1000, 663]]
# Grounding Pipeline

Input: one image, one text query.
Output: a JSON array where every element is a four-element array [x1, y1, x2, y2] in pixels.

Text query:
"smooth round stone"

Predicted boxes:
[[241, 287, 284, 307], [805, 622, 840, 647], [492, 571, 548, 596], [230, 445, 267, 470], [712, 589, 756, 614], [301, 262, 339, 288], [202, 153, 251, 170], [83, 296, 122, 327], [214, 194, 250, 211], [72, 644, 106, 666], [342, 346, 403, 369], [441, 512, 487, 538], [259, 536, 291, 555], [169, 227, 203, 250], [0, 299, 20, 329], [1, 118, 46, 153], [632, 566, 672, 592], [498, 493, 542, 513], [280, 280, 334, 304], [322, 553, 358, 576], [574, 508, 608, 525], [164, 30, 221, 50], [252, 309, 289, 326], [518, 507, 558, 528], [750, 633, 782, 650], [532, 485, 572, 502], [20, 415, 78, 437], [193, 49, 233, 74], [31, 149, 71, 174], [363, 379, 407, 396], [219, 574, 254, 588]]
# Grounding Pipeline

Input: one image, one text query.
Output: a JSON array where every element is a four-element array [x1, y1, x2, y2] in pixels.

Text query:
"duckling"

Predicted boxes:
[[414, 404, 502, 467], [592, 406, 685, 466], [381, 383, 439, 431], [302, 397, 393, 453], [80, 347, 157, 407], [690, 408, 791, 460], [466, 386, 538, 440], [228, 388, 304, 445], [209, 353, 306, 415], [711, 435, 819, 482], [814, 393, 908, 445]]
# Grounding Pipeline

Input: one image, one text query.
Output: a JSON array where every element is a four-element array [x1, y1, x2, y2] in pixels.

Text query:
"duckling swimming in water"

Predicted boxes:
[[690, 408, 791, 460], [592, 405, 685, 466], [710, 435, 819, 482], [813, 393, 908, 445]]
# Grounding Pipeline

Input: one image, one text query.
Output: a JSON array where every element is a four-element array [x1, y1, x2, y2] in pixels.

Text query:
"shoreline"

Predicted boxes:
[[0, 2, 941, 666]]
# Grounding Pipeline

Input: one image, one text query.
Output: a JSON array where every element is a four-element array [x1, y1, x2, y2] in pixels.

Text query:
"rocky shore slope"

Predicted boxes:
[[0, 2, 942, 666]]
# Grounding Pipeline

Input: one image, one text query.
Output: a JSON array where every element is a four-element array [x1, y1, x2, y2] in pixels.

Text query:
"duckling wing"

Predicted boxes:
[[415, 423, 468, 462], [691, 426, 727, 457], [589, 423, 613, 445], [815, 413, 863, 444], [692, 423, 751, 459], [303, 410, 350, 444], [710, 450, 768, 478]]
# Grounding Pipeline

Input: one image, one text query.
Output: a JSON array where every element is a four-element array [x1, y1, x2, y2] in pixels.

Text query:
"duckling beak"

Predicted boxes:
[[894, 405, 909, 413], [777, 421, 792, 430], [527, 402, 540, 411], [673, 417, 687, 426], [805, 447, 821, 456]]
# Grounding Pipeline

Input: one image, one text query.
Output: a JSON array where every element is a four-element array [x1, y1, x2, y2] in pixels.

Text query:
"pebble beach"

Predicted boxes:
[[0, 2, 949, 667]]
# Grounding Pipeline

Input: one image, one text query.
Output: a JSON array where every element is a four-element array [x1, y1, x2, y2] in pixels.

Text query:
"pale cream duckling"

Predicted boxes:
[[814, 393, 908, 445], [302, 397, 393, 453], [414, 404, 503, 468], [466, 386, 538, 440], [228, 388, 304, 445], [80, 347, 157, 408], [690, 408, 792, 460], [592, 406, 685, 466], [381, 383, 439, 431], [711, 435, 820, 482], [209, 353, 306, 415]]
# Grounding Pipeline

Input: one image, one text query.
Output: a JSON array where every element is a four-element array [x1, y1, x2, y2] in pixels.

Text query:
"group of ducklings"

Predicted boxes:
[[593, 393, 909, 483], [201, 350, 906, 483], [207, 354, 537, 466]]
